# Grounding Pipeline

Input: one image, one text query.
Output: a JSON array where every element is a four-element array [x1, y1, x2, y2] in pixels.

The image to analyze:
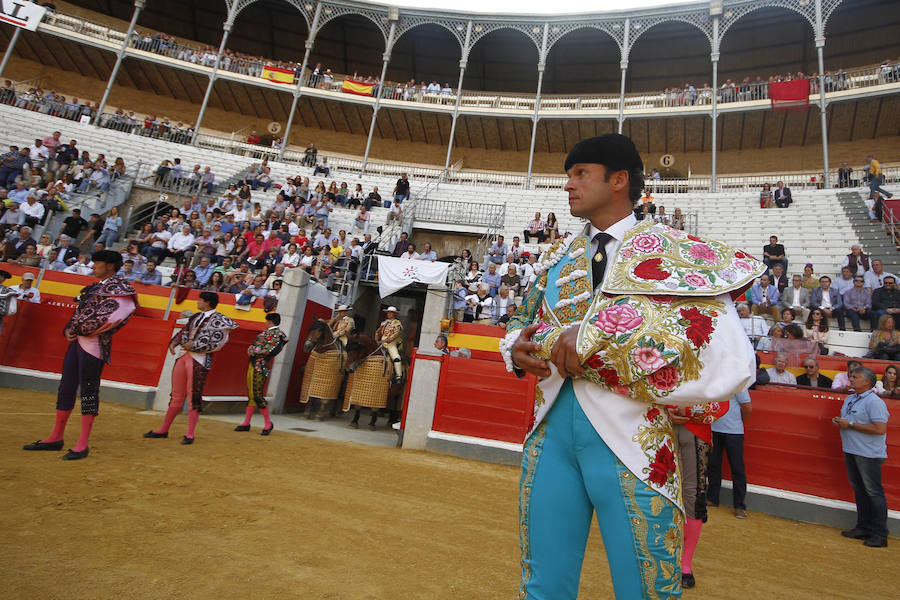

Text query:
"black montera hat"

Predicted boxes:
[[91, 249, 123, 268], [564, 134, 644, 174]]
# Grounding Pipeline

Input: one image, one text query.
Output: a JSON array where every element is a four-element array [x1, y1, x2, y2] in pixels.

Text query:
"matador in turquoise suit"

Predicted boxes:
[[500, 134, 763, 599]]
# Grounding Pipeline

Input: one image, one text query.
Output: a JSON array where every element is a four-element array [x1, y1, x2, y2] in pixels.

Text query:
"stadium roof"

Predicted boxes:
[[381, 0, 686, 15]]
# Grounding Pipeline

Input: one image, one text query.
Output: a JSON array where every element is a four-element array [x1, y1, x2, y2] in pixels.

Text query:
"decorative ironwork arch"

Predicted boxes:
[[821, 0, 848, 35], [315, 2, 391, 47], [544, 22, 626, 61], [226, 0, 314, 30], [717, 0, 816, 51], [465, 23, 542, 63], [394, 16, 467, 57], [624, 13, 713, 63]]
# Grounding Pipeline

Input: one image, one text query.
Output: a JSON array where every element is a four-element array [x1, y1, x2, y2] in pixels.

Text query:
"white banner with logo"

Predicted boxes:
[[378, 257, 449, 298], [1, 1, 47, 31]]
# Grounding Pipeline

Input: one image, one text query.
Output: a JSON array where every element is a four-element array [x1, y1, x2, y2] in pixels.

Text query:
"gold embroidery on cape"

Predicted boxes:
[[519, 424, 547, 598], [619, 468, 661, 600], [576, 295, 724, 403], [555, 236, 592, 324], [601, 219, 765, 296]]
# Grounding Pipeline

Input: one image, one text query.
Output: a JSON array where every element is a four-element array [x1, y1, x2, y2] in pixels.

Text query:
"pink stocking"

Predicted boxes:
[[42, 409, 72, 443], [260, 407, 272, 428], [682, 517, 703, 574], [241, 406, 256, 426], [155, 405, 181, 434], [185, 408, 200, 439], [72, 415, 95, 452]]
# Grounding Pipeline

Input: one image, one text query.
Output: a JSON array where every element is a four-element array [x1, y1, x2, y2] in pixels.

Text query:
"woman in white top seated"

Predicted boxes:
[[280, 243, 301, 268]]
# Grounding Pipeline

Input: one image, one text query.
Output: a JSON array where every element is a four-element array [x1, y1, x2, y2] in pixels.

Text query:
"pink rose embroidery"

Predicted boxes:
[[632, 234, 663, 254], [621, 248, 635, 259], [594, 304, 644, 334], [688, 243, 718, 263], [734, 259, 752, 272], [683, 273, 710, 289], [534, 321, 553, 336], [632, 345, 666, 371]]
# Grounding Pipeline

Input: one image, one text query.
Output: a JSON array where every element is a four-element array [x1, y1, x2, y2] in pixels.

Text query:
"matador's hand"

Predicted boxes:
[[511, 323, 551, 378], [63, 328, 77, 342], [549, 327, 583, 380]]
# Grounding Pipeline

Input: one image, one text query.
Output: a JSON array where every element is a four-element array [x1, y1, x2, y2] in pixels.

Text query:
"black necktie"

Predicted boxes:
[[592, 233, 612, 289]]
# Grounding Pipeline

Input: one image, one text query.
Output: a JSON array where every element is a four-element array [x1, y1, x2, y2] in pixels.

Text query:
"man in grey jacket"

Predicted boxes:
[[810, 275, 844, 328], [779, 274, 810, 321]]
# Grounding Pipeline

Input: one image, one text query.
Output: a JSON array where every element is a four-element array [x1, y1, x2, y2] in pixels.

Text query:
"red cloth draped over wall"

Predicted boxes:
[[769, 78, 810, 112]]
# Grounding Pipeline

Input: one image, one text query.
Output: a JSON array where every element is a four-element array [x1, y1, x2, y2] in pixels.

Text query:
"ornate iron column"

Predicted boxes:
[[361, 20, 397, 175], [95, 0, 146, 125], [193, 15, 234, 145], [525, 23, 549, 189], [443, 21, 472, 180], [711, 14, 719, 193], [280, 2, 323, 159], [617, 17, 630, 134], [815, 0, 830, 188]]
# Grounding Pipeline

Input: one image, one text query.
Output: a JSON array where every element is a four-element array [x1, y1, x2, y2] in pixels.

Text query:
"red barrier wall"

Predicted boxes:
[[741, 385, 900, 506], [0, 302, 172, 386], [432, 355, 536, 444]]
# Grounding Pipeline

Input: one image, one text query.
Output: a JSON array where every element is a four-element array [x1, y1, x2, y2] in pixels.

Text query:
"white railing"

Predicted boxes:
[[36, 9, 900, 116]]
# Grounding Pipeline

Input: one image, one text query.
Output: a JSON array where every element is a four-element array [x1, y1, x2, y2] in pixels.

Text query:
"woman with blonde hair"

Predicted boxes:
[[869, 315, 900, 360]]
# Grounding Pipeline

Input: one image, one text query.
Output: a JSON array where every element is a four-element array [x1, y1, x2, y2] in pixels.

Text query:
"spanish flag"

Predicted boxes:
[[262, 65, 295, 85], [341, 79, 375, 96]]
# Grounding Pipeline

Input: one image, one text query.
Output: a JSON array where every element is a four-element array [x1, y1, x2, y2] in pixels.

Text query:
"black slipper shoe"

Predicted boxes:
[[62, 448, 89, 460], [23, 440, 64, 451]]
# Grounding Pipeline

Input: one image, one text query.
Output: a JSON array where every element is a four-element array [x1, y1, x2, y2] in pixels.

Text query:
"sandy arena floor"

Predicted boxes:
[[1, 390, 897, 599]]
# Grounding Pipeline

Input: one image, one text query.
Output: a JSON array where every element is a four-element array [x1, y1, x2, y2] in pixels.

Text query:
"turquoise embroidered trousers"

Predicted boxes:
[[519, 380, 683, 599]]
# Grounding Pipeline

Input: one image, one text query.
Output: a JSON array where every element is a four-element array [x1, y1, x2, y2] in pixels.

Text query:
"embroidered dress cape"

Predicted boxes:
[[68, 275, 138, 362], [501, 219, 763, 509]]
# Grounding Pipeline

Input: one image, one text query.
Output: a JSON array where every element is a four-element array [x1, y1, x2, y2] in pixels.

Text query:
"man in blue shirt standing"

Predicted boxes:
[[834, 367, 890, 547], [707, 390, 753, 519]]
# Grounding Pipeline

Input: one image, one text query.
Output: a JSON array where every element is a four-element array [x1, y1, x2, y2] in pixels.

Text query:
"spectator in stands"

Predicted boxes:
[[865, 154, 893, 200], [118, 260, 139, 282], [874, 365, 900, 398], [482, 263, 501, 298], [2, 226, 36, 261], [737, 302, 768, 346], [524, 212, 546, 243], [811, 275, 842, 326], [762, 236, 787, 272], [138, 260, 162, 285], [842, 275, 876, 332], [13, 243, 40, 267], [501, 264, 521, 296], [654, 205, 670, 226], [391, 231, 410, 257], [838, 162, 853, 188], [834, 266, 855, 298], [10, 272, 40, 302], [797, 264, 818, 291], [779, 275, 809, 321], [671, 208, 685, 231], [864, 260, 894, 291], [766, 353, 797, 384], [871, 276, 900, 329], [166, 224, 195, 266], [365, 186, 381, 211], [452, 280, 467, 323], [769, 264, 788, 296], [797, 357, 833, 388], [778, 307, 798, 329], [497, 303, 517, 329], [418, 242, 437, 262], [64, 254, 93, 275], [95, 207, 122, 248], [20, 195, 45, 228], [465, 261, 482, 287], [392, 173, 410, 204], [759, 183, 774, 209], [867, 315, 900, 360], [0, 147, 32, 188], [508, 236, 523, 263], [385, 201, 402, 226], [399, 243, 419, 260], [79, 213, 103, 248], [246, 131, 260, 145], [707, 390, 752, 520], [832, 360, 863, 393], [520, 254, 537, 294], [41, 248, 66, 271], [842, 245, 870, 276], [0, 201, 23, 234], [348, 183, 364, 209], [313, 157, 330, 178], [488, 235, 507, 265], [433, 334, 450, 355], [756, 325, 783, 352], [834, 366, 889, 548], [545, 212, 559, 241], [750, 274, 780, 321], [464, 284, 492, 323], [804, 309, 830, 352], [773, 180, 792, 208]]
